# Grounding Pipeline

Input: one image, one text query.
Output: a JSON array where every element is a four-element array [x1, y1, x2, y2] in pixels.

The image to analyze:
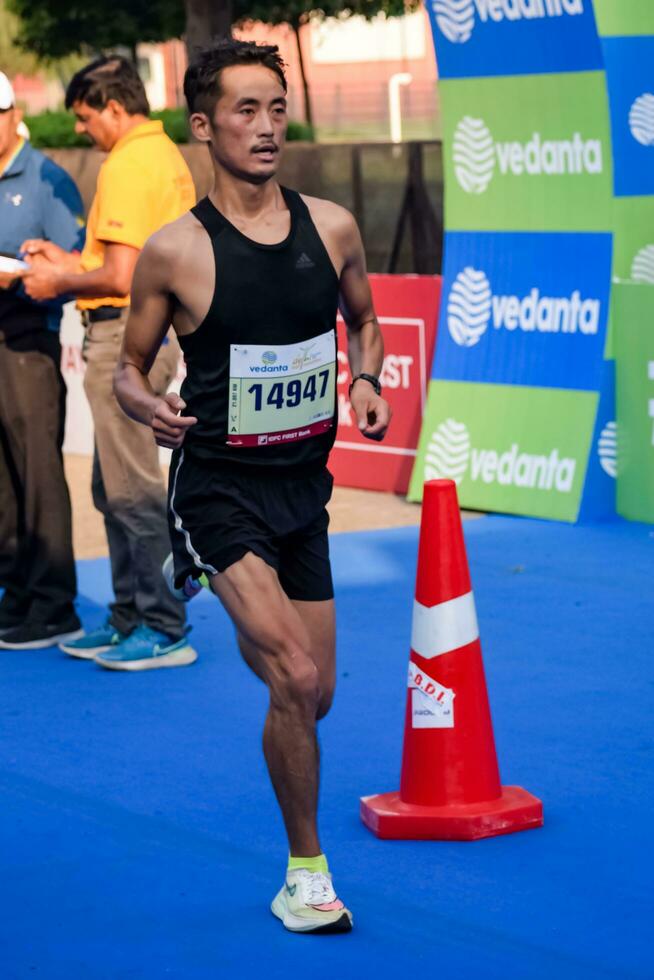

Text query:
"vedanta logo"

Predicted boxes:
[[447, 266, 601, 347], [433, 0, 475, 43], [447, 268, 491, 346], [631, 245, 654, 284], [434, 0, 584, 44], [628, 93, 654, 146], [453, 116, 603, 193], [425, 418, 576, 493], [597, 421, 617, 479]]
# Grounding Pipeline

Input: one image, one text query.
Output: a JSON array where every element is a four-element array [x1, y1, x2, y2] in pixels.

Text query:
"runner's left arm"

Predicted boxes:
[[338, 212, 391, 442], [113, 235, 197, 449]]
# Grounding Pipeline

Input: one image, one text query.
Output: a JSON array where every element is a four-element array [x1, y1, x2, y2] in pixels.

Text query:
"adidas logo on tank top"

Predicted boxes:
[[296, 252, 315, 270]]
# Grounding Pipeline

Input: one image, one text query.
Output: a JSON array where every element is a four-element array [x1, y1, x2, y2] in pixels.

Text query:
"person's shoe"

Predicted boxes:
[[0, 619, 84, 650], [60, 618, 128, 659], [0, 603, 30, 637], [94, 624, 198, 671], [0, 615, 23, 638], [271, 870, 353, 934], [162, 553, 209, 602]]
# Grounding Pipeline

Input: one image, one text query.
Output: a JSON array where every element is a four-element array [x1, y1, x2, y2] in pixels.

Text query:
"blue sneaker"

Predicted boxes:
[[60, 618, 127, 659], [94, 625, 198, 671]]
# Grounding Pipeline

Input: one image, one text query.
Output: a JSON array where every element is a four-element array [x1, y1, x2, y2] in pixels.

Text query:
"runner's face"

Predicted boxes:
[[207, 65, 287, 184], [72, 100, 120, 152]]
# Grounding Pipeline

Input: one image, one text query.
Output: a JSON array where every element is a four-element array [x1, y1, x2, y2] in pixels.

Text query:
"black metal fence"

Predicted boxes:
[[47, 140, 444, 276]]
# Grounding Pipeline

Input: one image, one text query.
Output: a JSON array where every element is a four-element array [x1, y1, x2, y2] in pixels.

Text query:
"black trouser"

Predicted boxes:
[[0, 329, 78, 626]]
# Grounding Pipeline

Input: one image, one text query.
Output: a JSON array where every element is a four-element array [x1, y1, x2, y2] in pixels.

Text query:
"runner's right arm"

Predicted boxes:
[[113, 234, 197, 450]]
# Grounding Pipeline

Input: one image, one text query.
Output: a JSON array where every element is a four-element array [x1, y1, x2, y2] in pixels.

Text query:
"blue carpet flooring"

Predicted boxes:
[[0, 516, 652, 979]]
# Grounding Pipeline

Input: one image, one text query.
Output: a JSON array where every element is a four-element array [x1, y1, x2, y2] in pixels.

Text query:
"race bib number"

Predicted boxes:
[[227, 331, 336, 447]]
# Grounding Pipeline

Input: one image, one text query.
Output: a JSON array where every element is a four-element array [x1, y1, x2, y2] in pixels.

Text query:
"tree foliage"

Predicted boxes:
[[6, 0, 420, 137], [0, 0, 39, 74], [239, 0, 414, 25], [6, 0, 184, 60]]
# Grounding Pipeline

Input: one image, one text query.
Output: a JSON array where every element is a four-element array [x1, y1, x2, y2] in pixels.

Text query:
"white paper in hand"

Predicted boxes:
[[0, 255, 28, 275]]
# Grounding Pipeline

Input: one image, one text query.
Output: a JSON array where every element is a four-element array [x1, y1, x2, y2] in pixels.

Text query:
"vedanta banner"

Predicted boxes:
[[428, 0, 603, 77], [413, 0, 616, 521], [595, 2, 654, 522]]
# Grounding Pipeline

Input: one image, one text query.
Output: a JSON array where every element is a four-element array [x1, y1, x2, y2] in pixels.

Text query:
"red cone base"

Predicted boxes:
[[360, 786, 543, 841]]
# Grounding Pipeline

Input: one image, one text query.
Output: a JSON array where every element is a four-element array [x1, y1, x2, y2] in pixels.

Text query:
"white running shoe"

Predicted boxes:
[[271, 869, 353, 933]]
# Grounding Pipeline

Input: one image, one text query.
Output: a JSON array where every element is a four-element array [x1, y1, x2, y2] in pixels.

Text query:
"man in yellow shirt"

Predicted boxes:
[[22, 56, 197, 670]]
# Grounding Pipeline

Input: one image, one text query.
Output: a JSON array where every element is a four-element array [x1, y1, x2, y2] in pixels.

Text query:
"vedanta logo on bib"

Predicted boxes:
[[453, 116, 602, 193], [434, 0, 584, 45], [425, 418, 576, 493], [447, 266, 600, 347]]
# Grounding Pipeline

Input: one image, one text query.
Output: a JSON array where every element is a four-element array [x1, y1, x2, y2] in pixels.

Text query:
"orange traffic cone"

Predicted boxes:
[[360, 479, 543, 840]]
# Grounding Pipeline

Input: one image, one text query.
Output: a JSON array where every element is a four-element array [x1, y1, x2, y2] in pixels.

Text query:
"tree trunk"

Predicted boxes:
[[184, 0, 233, 64], [291, 18, 314, 137]]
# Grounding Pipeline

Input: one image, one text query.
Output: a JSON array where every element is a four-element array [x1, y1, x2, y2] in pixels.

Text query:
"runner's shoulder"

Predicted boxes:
[[300, 194, 359, 240], [141, 211, 204, 272]]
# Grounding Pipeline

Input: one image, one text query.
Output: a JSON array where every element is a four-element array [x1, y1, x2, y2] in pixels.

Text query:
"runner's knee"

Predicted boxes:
[[270, 648, 321, 714], [316, 684, 335, 720]]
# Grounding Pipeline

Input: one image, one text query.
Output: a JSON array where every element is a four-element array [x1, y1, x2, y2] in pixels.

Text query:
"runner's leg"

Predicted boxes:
[[237, 598, 335, 719], [210, 552, 330, 857]]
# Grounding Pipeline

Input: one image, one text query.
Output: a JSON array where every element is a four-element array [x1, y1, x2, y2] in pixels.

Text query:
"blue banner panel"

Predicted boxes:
[[425, 0, 603, 79], [577, 359, 616, 520], [433, 231, 612, 390], [601, 36, 654, 198]]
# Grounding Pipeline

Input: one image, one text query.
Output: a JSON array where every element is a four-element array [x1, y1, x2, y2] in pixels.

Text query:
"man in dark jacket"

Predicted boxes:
[[0, 71, 85, 649]]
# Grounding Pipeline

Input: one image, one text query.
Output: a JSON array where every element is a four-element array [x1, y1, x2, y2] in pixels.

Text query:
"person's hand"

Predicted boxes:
[[21, 264, 63, 301], [0, 270, 20, 291], [21, 239, 81, 274], [349, 381, 392, 441], [150, 393, 197, 449]]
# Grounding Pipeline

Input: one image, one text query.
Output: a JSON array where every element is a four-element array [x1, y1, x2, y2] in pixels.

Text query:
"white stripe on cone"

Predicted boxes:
[[411, 591, 479, 660]]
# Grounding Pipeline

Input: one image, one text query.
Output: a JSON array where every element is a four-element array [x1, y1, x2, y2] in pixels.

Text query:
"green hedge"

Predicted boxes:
[[24, 108, 313, 147]]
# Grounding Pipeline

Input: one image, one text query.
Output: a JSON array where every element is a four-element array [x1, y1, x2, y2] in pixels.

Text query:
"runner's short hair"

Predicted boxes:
[[65, 56, 150, 116], [184, 38, 287, 117]]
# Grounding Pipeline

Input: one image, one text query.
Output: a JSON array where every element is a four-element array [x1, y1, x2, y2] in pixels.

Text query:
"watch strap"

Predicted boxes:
[[349, 372, 381, 396]]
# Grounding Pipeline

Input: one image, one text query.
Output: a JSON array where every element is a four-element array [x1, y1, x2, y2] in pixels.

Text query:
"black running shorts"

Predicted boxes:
[[168, 451, 334, 601]]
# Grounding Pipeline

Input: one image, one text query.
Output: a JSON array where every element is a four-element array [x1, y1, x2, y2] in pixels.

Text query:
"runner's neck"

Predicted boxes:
[[209, 176, 285, 224]]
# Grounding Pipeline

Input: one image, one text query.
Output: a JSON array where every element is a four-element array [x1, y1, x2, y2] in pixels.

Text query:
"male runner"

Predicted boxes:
[[113, 39, 391, 933]]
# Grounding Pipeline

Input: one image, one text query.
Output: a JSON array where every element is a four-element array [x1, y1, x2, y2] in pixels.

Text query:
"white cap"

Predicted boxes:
[[0, 71, 16, 110]]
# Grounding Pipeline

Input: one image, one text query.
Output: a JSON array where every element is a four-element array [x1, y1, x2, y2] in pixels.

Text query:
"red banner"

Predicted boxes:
[[331, 274, 441, 494]]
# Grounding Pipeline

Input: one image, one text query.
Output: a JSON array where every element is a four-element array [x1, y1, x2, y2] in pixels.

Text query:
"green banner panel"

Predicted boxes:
[[441, 72, 613, 232], [606, 197, 654, 358], [612, 197, 654, 282], [593, 1, 654, 37], [614, 283, 654, 523], [408, 380, 597, 521]]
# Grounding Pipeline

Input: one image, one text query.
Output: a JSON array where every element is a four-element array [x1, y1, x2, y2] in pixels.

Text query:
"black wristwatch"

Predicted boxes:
[[349, 372, 382, 396]]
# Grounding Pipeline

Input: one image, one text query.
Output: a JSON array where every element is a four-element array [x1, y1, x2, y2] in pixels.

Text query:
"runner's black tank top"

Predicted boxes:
[[178, 187, 339, 474]]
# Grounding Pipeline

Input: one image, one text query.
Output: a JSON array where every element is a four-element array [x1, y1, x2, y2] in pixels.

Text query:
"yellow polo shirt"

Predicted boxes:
[[78, 120, 195, 310]]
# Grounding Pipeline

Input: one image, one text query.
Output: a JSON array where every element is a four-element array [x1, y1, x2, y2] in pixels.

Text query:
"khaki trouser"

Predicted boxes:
[[0, 330, 78, 626], [83, 311, 185, 639]]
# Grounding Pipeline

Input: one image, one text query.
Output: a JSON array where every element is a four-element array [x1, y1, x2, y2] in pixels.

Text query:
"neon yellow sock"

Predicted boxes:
[[287, 853, 329, 875], [198, 573, 210, 589]]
